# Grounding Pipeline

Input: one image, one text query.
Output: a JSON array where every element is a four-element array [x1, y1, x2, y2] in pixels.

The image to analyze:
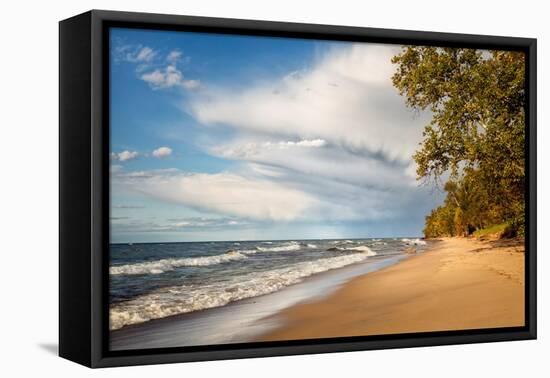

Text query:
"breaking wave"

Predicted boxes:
[[401, 238, 427, 246], [326, 245, 377, 256], [237, 241, 303, 255], [256, 241, 301, 252], [345, 245, 377, 256], [110, 253, 370, 330], [110, 251, 247, 275]]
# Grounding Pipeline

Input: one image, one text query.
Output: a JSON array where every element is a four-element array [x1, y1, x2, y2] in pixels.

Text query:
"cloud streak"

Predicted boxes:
[[212, 139, 417, 190], [111, 216, 250, 234], [115, 170, 318, 221]]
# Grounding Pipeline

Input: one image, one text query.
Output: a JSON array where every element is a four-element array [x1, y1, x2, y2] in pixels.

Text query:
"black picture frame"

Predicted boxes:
[[59, 9, 537, 368]]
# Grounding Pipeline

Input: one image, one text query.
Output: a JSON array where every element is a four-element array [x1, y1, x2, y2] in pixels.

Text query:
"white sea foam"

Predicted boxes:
[[401, 238, 427, 246], [110, 251, 247, 275], [255, 241, 301, 252], [238, 249, 262, 255], [372, 241, 387, 246], [327, 245, 377, 256], [236, 241, 303, 255], [307, 243, 318, 248], [345, 245, 377, 256], [110, 253, 370, 330]]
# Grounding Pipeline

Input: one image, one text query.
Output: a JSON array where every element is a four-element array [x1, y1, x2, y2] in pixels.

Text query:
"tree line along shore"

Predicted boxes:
[[391, 47, 525, 239]]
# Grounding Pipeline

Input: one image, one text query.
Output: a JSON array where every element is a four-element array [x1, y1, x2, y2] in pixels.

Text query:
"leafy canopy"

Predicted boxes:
[[391, 47, 525, 237]]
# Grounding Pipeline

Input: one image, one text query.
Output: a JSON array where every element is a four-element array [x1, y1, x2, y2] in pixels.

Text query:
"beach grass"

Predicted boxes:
[[473, 223, 509, 238]]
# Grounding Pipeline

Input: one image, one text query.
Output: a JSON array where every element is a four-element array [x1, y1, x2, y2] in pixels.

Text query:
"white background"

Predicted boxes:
[[0, 0, 547, 376]]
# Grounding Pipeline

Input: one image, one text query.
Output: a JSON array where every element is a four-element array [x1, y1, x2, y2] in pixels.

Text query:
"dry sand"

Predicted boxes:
[[259, 237, 525, 341]]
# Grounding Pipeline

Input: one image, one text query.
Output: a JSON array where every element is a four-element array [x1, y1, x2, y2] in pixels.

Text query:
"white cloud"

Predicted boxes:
[[111, 217, 249, 234], [110, 43, 442, 235], [174, 44, 438, 225], [213, 139, 326, 159], [112, 167, 416, 223], [116, 45, 157, 63], [152, 146, 173, 158], [135, 47, 156, 62], [113, 43, 199, 91], [212, 138, 415, 190], [141, 65, 200, 90], [293, 139, 326, 147], [116, 171, 317, 221], [267, 139, 327, 148], [190, 44, 430, 163], [112, 150, 139, 162], [166, 49, 183, 63]]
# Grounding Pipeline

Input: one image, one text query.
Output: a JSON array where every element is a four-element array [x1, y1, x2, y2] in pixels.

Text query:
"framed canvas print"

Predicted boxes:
[[59, 10, 537, 368]]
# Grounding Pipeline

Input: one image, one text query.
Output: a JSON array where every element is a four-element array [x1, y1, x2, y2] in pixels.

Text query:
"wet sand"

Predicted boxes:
[[259, 237, 525, 341]]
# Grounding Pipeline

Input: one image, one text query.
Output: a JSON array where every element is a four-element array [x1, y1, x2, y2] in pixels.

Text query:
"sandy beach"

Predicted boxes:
[[259, 237, 525, 341]]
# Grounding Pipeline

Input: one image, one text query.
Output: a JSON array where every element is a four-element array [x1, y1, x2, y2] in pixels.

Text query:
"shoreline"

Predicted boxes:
[[257, 237, 525, 341], [110, 250, 409, 350]]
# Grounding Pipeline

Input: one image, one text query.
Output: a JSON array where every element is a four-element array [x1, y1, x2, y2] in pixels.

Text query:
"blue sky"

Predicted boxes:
[[110, 27, 443, 243]]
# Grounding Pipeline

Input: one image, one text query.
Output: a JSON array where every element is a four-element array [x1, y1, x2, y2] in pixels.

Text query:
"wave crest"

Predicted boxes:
[[326, 245, 377, 256], [110, 251, 247, 275], [401, 238, 427, 246], [345, 245, 377, 256], [110, 253, 368, 330], [255, 241, 301, 252]]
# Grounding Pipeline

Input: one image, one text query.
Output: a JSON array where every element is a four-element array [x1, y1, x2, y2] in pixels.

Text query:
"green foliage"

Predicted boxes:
[[472, 223, 508, 238], [392, 47, 525, 238]]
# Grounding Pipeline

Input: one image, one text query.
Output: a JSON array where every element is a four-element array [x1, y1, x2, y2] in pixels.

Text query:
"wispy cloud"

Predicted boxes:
[[114, 42, 200, 91], [111, 150, 139, 162], [166, 49, 183, 63], [133, 46, 156, 62], [111, 216, 250, 234], [141, 65, 200, 90], [114, 45, 157, 63], [211, 138, 416, 190], [114, 170, 317, 221], [213, 139, 327, 159], [111, 166, 422, 223]]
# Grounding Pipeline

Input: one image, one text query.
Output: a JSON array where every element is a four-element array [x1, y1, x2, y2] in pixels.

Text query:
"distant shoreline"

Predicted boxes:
[[257, 237, 525, 341]]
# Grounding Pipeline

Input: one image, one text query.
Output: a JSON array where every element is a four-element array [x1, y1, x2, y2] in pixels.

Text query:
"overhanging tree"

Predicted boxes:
[[392, 47, 525, 236]]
